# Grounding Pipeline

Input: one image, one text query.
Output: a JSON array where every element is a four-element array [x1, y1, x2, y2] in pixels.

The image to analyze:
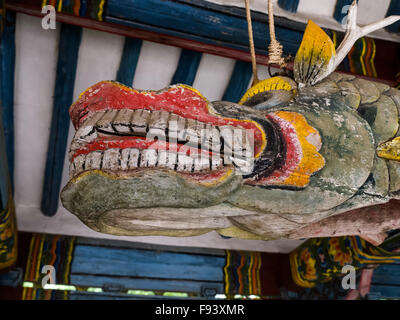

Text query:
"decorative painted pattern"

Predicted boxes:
[[0, 196, 17, 270], [41, 0, 106, 21], [238, 76, 294, 105], [22, 234, 75, 300], [246, 111, 325, 188], [290, 236, 400, 288], [224, 250, 262, 296]]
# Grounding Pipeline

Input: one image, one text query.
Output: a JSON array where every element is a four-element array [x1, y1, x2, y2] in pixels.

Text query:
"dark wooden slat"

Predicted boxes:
[[116, 37, 142, 86], [0, 11, 15, 187], [106, 0, 304, 56], [222, 60, 252, 102], [70, 274, 224, 294], [40, 23, 82, 217], [71, 245, 225, 281], [385, 0, 400, 33], [277, 0, 300, 13], [170, 49, 202, 85], [6, 1, 396, 87]]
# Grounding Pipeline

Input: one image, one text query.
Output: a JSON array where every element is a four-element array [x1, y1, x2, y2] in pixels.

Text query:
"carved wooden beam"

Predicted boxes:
[[288, 200, 400, 246], [5, 0, 397, 86]]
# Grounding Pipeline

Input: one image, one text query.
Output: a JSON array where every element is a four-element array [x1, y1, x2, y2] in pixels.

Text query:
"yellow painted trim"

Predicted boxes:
[[22, 236, 37, 300], [63, 237, 75, 300], [360, 38, 367, 76], [97, 0, 105, 21], [270, 111, 325, 188], [224, 251, 231, 294], [217, 226, 265, 240], [72, 166, 234, 187], [255, 252, 261, 295], [351, 237, 400, 263], [377, 137, 400, 162], [57, 0, 63, 12], [332, 30, 337, 48], [238, 76, 294, 105], [248, 253, 254, 294], [289, 250, 314, 288], [370, 39, 378, 78], [0, 193, 17, 271]]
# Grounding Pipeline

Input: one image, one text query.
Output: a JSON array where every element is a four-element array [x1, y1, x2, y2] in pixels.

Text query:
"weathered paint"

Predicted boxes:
[[294, 20, 336, 87], [377, 137, 400, 162], [60, 19, 400, 241]]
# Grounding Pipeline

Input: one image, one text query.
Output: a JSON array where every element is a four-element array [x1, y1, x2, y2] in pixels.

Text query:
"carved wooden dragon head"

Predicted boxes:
[[61, 7, 400, 240]]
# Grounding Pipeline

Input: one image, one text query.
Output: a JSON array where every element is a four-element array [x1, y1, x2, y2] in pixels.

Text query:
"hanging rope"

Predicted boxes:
[[267, 0, 286, 68], [244, 0, 259, 86]]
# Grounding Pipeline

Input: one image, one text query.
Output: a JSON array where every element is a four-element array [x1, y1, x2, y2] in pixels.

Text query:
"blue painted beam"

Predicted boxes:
[[170, 49, 202, 86], [222, 60, 252, 103], [116, 37, 142, 86], [277, 0, 300, 13], [41, 23, 82, 217], [71, 245, 226, 281], [385, 0, 400, 33], [333, 0, 354, 25], [105, 0, 304, 57], [0, 11, 15, 188], [370, 284, 400, 299]]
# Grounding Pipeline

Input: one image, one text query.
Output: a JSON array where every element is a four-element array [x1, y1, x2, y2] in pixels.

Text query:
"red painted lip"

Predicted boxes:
[[69, 81, 265, 155], [71, 135, 215, 162]]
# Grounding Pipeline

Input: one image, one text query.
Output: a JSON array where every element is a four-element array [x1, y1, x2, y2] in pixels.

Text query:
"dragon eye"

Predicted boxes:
[[239, 76, 297, 110]]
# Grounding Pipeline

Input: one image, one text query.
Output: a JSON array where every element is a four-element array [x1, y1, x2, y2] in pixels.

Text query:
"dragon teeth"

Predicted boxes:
[[148, 110, 169, 139], [70, 154, 86, 178], [113, 109, 135, 134], [177, 154, 194, 172], [102, 149, 121, 170], [84, 109, 251, 157], [131, 109, 150, 135], [140, 149, 158, 167], [127, 149, 140, 169], [96, 110, 119, 133], [85, 151, 102, 170]]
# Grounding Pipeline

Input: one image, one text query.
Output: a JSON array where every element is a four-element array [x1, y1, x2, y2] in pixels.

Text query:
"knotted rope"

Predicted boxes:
[[267, 0, 286, 68], [245, 0, 286, 85]]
